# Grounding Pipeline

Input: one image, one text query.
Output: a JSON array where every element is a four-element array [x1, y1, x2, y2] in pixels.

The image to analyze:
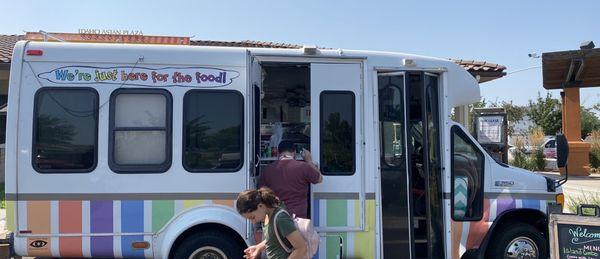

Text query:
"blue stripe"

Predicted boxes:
[[122, 235, 145, 258], [312, 199, 320, 259], [121, 200, 145, 258], [522, 199, 540, 210]]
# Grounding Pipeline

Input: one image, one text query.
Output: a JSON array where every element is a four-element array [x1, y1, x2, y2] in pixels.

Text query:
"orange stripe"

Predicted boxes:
[[59, 201, 83, 257], [466, 199, 491, 249], [27, 201, 51, 256], [451, 221, 463, 259]]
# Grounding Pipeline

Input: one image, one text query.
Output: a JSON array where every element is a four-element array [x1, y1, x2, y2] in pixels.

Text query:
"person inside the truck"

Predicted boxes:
[[259, 140, 322, 219]]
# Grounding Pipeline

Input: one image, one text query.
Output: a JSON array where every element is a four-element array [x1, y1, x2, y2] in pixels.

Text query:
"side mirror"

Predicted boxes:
[[556, 134, 569, 168]]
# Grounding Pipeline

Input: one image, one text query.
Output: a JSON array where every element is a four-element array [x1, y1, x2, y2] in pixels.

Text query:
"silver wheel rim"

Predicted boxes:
[[189, 246, 227, 259], [505, 236, 539, 259]]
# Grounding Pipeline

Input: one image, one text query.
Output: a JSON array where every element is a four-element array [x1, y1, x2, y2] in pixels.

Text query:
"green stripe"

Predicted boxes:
[[6, 201, 14, 231], [152, 200, 174, 232], [326, 200, 348, 259]]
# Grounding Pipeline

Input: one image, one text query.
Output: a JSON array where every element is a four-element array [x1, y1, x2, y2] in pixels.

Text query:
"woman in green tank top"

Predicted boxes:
[[237, 187, 308, 259]]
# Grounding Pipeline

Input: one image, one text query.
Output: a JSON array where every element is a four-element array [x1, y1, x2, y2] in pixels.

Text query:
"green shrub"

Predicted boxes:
[[591, 151, 600, 169], [566, 192, 600, 214], [532, 149, 545, 171], [510, 148, 536, 170], [528, 127, 546, 171], [510, 136, 528, 169]]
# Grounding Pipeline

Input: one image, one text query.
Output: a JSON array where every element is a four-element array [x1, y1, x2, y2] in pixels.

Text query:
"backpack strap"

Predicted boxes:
[[272, 209, 293, 253]]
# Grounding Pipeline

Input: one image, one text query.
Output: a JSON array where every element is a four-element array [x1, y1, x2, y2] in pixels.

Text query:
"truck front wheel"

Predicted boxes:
[[487, 222, 547, 259], [172, 230, 244, 259]]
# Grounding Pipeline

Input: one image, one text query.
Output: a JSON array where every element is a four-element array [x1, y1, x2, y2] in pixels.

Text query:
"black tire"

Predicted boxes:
[[172, 230, 244, 259], [487, 222, 548, 259]]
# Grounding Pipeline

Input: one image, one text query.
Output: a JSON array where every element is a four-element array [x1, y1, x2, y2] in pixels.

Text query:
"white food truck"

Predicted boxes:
[[5, 40, 564, 258]]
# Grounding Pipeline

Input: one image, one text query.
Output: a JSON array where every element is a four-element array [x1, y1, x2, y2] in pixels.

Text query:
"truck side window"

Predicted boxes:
[[320, 91, 355, 175], [183, 90, 244, 172], [451, 125, 484, 221], [33, 88, 98, 173], [109, 89, 172, 173]]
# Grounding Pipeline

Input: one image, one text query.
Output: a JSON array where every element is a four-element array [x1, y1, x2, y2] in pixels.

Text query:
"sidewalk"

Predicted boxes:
[[536, 171, 600, 194], [536, 171, 600, 212]]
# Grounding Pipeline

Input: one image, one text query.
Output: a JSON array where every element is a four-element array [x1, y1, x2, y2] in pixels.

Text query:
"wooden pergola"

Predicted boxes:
[[542, 41, 600, 176]]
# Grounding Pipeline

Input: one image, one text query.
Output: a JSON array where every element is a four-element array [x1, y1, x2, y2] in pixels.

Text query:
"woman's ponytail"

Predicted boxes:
[[257, 187, 280, 208]]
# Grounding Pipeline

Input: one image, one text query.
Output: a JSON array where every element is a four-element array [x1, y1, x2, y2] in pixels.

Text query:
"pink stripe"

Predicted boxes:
[[466, 199, 490, 249]]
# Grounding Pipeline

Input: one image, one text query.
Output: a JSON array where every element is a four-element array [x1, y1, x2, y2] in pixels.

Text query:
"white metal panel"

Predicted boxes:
[[24, 41, 247, 67], [310, 63, 363, 192], [15, 49, 249, 196]]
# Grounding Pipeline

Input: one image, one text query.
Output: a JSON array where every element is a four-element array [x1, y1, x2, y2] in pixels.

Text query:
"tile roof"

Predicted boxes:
[[0, 35, 24, 63], [0, 35, 507, 81], [452, 59, 507, 72], [191, 40, 302, 49]]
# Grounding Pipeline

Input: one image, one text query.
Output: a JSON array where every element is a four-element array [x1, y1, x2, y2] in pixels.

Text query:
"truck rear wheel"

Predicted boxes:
[[172, 230, 244, 259], [487, 222, 547, 259]]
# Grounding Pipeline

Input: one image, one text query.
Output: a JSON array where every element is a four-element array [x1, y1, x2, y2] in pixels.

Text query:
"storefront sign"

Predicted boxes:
[[78, 29, 144, 36], [38, 66, 240, 88], [25, 32, 189, 45]]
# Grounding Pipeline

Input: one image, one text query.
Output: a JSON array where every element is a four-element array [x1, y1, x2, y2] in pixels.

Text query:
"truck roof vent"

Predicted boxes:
[[302, 45, 318, 55]]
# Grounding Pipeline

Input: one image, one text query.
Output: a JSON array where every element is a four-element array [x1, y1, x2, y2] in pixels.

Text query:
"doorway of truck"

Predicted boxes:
[[378, 71, 444, 259], [253, 61, 312, 195]]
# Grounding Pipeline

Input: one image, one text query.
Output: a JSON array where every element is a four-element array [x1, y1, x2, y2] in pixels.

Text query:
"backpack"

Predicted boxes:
[[273, 209, 320, 258]]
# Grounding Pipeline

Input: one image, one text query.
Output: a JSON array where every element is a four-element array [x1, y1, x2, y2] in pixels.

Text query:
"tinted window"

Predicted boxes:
[[33, 88, 98, 172], [378, 74, 412, 257], [425, 74, 444, 258], [379, 77, 405, 167], [320, 91, 355, 175], [452, 126, 484, 221], [184, 91, 244, 171], [109, 89, 172, 173]]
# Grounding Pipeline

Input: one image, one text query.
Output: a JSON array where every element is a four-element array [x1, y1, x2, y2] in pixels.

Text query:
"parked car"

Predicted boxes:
[[542, 138, 557, 158], [508, 137, 556, 158]]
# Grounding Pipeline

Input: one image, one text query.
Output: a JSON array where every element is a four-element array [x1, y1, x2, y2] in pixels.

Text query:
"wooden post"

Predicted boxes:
[[560, 88, 591, 176]]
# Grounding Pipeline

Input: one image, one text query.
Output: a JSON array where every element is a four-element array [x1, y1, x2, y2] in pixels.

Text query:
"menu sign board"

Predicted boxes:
[[476, 115, 503, 144], [550, 214, 600, 259]]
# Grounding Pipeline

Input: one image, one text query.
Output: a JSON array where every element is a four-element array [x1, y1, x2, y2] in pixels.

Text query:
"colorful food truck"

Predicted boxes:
[[5, 40, 563, 258]]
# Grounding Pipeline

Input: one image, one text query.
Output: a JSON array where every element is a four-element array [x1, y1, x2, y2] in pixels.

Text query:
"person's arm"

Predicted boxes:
[[302, 149, 323, 183], [243, 240, 266, 259], [286, 230, 308, 259]]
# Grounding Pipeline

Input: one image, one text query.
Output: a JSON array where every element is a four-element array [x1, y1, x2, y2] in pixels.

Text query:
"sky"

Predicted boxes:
[[2, 0, 600, 108]]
